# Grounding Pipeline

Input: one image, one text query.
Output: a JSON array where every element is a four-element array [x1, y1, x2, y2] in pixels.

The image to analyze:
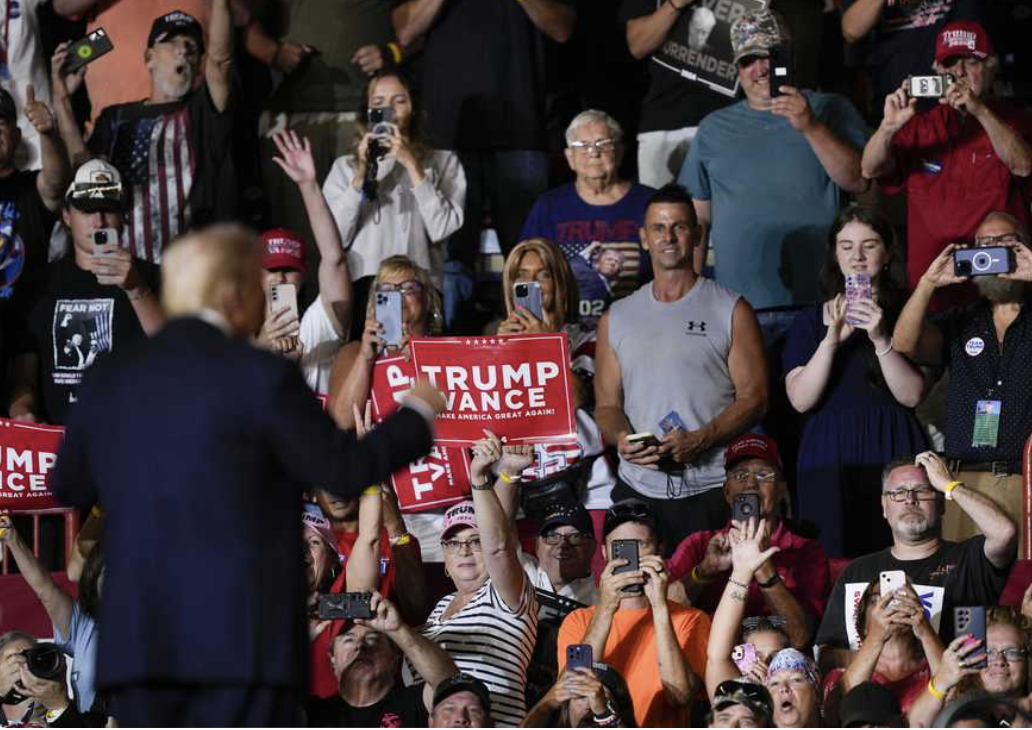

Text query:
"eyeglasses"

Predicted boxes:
[[541, 531, 593, 546], [729, 469, 778, 483], [569, 138, 617, 155], [986, 647, 1028, 662], [607, 502, 652, 521], [441, 537, 482, 554], [974, 233, 1023, 247], [883, 487, 939, 502], [376, 280, 424, 297]]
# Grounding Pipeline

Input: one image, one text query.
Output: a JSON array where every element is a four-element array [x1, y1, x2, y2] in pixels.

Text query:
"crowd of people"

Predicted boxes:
[[1, 0, 1032, 727]]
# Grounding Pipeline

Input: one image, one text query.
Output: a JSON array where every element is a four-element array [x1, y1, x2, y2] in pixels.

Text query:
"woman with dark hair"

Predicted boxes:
[[782, 204, 927, 557], [323, 70, 465, 302], [520, 662, 637, 728]]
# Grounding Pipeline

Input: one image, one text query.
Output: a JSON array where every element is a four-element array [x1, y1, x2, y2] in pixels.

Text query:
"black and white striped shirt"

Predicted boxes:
[[418, 578, 538, 727]]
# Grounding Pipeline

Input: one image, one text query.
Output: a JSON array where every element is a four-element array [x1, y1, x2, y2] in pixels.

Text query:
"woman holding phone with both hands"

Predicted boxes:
[[782, 205, 927, 559]]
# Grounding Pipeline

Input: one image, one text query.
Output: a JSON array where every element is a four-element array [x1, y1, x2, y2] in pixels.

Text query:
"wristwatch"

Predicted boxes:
[[471, 479, 494, 491]]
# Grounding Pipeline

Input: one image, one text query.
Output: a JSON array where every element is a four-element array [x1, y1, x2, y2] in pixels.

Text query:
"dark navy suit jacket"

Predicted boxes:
[[52, 317, 432, 689]]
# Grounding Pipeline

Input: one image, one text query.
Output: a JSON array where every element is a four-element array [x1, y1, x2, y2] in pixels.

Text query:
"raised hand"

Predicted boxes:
[[271, 129, 317, 186], [50, 42, 86, 100], [882, 80, 917, 134], [470, 430, 504, 482], [921, 244, 969, 289], [696, 532, 732, 580], [728, 518, 780, 576], [824, 294, 855, 345], [23, 85, 54, 135], [354, 591, 403, 634]]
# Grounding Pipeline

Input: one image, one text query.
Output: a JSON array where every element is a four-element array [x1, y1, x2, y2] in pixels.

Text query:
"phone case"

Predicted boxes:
[[64, 28, 114, 73], [954, 606, 988, 669], [567, 644, 593, 671], [879, 570, 906, 597], [611, 539, 639, 574], [513, 282, 544, 321], [732, 643, 758, 673], [732, 493, 761, 524], [375, 291, 403, 347], [769, 45, 794, 97], [271, 284, 299, 320]]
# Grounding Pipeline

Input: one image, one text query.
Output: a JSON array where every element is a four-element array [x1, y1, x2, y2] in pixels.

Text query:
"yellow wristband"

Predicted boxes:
[[386, 42, 403, 65], [363, 485, 382, 497], [927, 679, 946, 700], [944, 480, 963, 501], [498, 472, 520, 485], [91, 505, 104, 518], [691, 565, 712, 584]]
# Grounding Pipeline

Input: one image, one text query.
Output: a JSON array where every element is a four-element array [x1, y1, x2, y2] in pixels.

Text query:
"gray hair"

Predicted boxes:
[[979, 211, 1029, 243], [0, 630, 36, 655], [565, 109, 623, 146]]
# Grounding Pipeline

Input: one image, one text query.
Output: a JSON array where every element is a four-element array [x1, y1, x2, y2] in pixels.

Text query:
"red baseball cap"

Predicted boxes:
[[261, 228, 306, 273], [725, 434, 782, 470], [935, 21, 994, 65]]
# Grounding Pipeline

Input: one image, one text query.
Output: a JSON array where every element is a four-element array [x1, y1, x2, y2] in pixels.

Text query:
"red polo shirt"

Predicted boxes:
[[667, 521, 831, 618], [881, 100, 1032, 311]]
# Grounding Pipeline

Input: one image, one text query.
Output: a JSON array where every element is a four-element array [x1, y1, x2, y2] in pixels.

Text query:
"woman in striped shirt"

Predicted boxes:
[[418, 432, 539, 727]]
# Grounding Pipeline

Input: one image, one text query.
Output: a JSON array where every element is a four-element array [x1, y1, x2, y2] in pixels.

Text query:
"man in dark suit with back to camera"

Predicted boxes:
[[51, 223, 444, 727]]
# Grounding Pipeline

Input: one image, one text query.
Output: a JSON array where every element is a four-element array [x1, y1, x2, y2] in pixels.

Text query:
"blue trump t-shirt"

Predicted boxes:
[[679, 92, 869, 310], [521, 182, 655, 326]]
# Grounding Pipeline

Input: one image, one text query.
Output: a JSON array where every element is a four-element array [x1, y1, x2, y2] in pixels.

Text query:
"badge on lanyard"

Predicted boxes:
[[972, 400, 1002, 448]]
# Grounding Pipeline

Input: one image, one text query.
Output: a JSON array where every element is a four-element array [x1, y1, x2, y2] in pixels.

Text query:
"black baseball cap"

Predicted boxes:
[[148, 10, 205, 53], [840, 681, 901, 727], [432, 673, 492, 714], [602, 498, 660, 541], [539, 502, 594, 539]]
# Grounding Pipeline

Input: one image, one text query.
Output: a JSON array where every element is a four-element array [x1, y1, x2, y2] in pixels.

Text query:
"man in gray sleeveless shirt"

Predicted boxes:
[[594, 184, 768, 550]]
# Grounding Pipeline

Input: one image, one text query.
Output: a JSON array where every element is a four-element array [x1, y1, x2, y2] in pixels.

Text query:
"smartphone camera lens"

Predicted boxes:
[[956, 260, 972, 276], [94, 230, 108, 245], [515, 284, 528, 297], [972, 251, 993, 272]]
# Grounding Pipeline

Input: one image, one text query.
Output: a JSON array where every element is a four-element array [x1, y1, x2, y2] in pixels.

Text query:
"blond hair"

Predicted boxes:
[[162, 224, 262, 317], [367, 255, 443, 335], [502, 238, 579, 327]]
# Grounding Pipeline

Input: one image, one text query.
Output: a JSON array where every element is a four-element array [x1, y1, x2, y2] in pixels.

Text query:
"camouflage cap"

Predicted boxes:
[[730, 9, 789, 65]]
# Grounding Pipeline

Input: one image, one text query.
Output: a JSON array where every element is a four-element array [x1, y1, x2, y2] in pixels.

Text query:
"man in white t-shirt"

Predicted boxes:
[[257, 130, 353, 394], [519, 502, 599, 607]]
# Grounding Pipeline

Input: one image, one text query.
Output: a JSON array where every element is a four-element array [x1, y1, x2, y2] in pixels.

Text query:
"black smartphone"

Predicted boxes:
[[769, 44, 795, 97], [566, 643, 593, 672], [953, 246, 1015, 277], [64, 28, 114, 74], [368, 106, 396, 138], [732, 493, 761, 525], [611, 539, 642, 594], [318, 592, 374, 620], [954, 606, 988, 669]]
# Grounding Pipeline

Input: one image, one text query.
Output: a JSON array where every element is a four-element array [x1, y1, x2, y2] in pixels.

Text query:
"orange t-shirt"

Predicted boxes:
[[557, 603, 710, 728]]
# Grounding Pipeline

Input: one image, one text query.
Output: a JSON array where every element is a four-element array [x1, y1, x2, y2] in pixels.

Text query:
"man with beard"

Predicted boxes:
[[894, 211, 1032, 552], [306, 592, 457, 727], [52, 2, 235, 264], [862, 21, 1032, 312], [814, 452, 1016, 673]]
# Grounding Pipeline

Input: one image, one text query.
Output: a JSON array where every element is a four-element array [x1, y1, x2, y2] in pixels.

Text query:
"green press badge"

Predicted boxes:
[[972, 399, 1002, 448]]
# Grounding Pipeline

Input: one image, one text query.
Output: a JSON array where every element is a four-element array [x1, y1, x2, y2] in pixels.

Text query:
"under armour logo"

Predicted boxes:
[[685, 320, 707, 335]]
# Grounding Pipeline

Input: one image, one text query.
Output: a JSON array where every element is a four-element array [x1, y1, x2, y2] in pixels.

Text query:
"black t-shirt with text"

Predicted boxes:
[[816, 537, 1012, 650], [306, 683, 428, 728], [24, 253, 160, 425], [618, 0, 734, 132]]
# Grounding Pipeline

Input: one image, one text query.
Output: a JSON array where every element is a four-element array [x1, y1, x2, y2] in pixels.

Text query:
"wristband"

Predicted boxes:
[[927, 679, 946, 700], [591, 710, 619, 728], [944, 480, 963, 501], [363, 485, 382, 497], [756, 571, 781, 589], [874, 337, 894, 357], [691, 565, 713, 584], [471, 479, 493, 491], [498, 471, 520, 485], [386, 42, 403, 65], [390, 533, 412, 547], [728, 576, 749, 590]]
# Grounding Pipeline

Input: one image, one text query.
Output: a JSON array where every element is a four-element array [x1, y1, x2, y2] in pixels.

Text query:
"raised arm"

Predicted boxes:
[[786, 298, 843, 413], [272, 130, 352, 335], [862, 81, 916, 180], [917, 452, 1017, 568], [625, 0, 691, 59], [907, 635, 982, 728], [659, 298, 768, 465], [640, 552, 699, 707], [704, 518, 780, 698], [345, 484, 385, 592], [392, 0, 448, 47], [0, 515, 76, 636], [52, 0, 98, 16], [892, 246, 960, 366], [328, 335, 378, 429], [841, 0, 886, 44], [49, 43, 88, 167], [469, 431, 527, 610], [24, 86, 70, 211], [206, 0, 233, 112]]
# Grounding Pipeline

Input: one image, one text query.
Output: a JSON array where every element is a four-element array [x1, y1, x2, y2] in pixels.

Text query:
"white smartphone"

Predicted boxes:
[[879, 570, 906, 597], [270, 283, 299, 320]]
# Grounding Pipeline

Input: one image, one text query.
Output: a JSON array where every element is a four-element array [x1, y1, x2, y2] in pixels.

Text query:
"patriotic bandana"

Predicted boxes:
[[766, 648, 820, 687]]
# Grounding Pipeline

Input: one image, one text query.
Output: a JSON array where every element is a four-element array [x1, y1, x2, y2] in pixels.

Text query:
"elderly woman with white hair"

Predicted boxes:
[[520, 109, 655, 328]]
